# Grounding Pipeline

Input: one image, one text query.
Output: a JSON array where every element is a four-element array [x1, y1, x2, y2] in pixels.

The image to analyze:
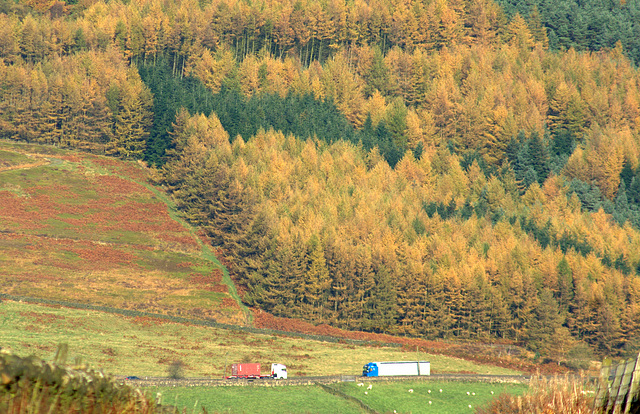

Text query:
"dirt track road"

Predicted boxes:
[[122, 373, 532, 388]]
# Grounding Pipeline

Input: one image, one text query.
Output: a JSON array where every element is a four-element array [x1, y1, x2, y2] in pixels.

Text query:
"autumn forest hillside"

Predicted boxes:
[[2, 0, 640, 365]]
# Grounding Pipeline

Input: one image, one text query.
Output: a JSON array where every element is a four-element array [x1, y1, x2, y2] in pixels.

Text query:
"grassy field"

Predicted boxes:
[[0, 300, 523, 378], [151, 385, 365, 414], [334, 380, 529, 414], [147, 380, 530, 414], [0, 141, 245, 324]]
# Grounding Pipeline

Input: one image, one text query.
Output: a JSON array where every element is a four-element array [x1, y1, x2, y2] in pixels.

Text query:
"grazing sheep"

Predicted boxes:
[[472, 392, 475, 396], [467, 392, 470, 395], [428, 401, 432, 405], [408, 389, 413, 393], [364, 391, 368, 395], [367, 384, 373, 390], [357, 383, 364, 387], [428, 389, 431, 393], [439, 389, 442, 393]]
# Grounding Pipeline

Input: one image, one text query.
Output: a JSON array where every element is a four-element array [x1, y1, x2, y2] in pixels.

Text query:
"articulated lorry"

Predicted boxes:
[[226, 363, 287, 379], [362, 361, 430, 377]]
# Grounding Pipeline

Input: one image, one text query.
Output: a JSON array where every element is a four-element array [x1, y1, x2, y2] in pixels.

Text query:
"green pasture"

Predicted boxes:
[[0, 141, 69, 156], [150, 385, 364, 414], [0, 301, 523, 378], [148, 380, 529, 414], [0, 149, 32, 166], [335, 380, 528, 414]]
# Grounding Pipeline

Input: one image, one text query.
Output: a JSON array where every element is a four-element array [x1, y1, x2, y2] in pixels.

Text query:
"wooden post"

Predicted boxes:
[[612, 358, 636, 413], [593, 353, 640, 414], [606, 362, 625, 413], [623, 352, 640, 414], [593, 359, 612, 414]]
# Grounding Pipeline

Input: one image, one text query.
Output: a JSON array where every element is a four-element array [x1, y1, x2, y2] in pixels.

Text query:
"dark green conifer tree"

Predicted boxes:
[[526, 288, 563, 354]]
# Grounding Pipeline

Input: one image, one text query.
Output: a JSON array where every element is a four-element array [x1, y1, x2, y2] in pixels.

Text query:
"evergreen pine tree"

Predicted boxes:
[[556, 256, 574, 314], [107, 92, 151, 159], [527, 131, 550, 184], [629, 176, 640, 206], [614, 180, 631, 225], [364, 265, 398, 333], [301, 235, 331, 321], [526, 288, 563, 355], [620, 158, 635, 190], [551, 129, 574, 157]]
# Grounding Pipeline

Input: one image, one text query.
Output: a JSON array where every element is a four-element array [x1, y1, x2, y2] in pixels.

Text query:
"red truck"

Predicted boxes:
[[226, 363, 287, 379]]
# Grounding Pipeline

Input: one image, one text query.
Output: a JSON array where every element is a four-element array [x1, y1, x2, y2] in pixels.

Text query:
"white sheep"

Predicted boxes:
[[408, 389, 413, 393], [357, 383, 364, 387], [367, 384, 373, 390]]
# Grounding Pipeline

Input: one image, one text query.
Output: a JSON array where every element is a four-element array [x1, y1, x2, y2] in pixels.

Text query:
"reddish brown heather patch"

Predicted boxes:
[[94, 175, 145, 196], [0, 193, 49, 230], [211, 268, 224, 281], [35, 259, 81, 271], [19, 311, 65, 324], [63, 242, 140, 270], [83, 198, 185, 234], [16, 272, 62, 282], [14, 236, 141, 271], [57, 217, 88, 227], [0, 232, 22, 241], [189, 270, 223, 286], [156, 233, 200, 248], [90, 157, 121, 167], [178, 262, 194, 268], [253, 310, 319, 334], [120, 165, 150, 182], [222, 297, 240, 309], [189, 272, 227, 293], [208, 284, 228, 293], [59, 155, 82, 163]]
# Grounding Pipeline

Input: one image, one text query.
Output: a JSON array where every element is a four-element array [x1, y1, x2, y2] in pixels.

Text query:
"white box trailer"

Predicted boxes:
[[362, 361, 430, 377]]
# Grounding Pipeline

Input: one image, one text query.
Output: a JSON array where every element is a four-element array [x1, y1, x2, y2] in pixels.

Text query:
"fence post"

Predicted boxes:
[[623, 352, 640, 414], [612, 358, 636, 413], [605, 362, 625, 413], [593, 359, 612, 414]]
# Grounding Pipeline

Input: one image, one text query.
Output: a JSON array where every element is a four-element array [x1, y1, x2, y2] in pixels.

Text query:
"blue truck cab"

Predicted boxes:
[[362, 362, 379, 377]]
